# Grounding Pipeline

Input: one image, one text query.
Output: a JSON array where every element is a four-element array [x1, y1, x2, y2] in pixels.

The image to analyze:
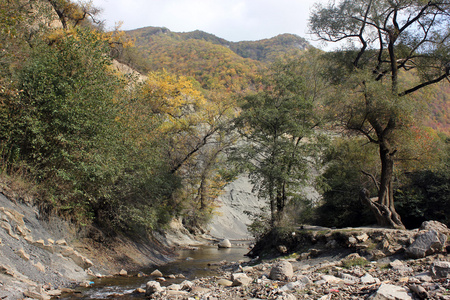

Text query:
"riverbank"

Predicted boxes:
[[0, 189, 198, 299]]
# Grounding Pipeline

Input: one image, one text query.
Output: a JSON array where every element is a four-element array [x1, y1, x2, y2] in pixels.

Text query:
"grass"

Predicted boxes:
[[341, 257, 369, 269]]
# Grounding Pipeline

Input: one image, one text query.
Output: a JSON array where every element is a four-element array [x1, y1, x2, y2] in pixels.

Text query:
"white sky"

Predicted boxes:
[[91, 0, 330, 48]]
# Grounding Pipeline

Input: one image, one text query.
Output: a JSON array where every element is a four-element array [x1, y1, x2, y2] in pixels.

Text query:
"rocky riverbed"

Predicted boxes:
[[142, 253, 449, 300], [67, 250, 449, 299], [1, 179, 449, 299]]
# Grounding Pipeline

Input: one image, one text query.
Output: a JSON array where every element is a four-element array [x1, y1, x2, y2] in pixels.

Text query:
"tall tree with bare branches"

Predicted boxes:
[[310, 0, 450, 228]]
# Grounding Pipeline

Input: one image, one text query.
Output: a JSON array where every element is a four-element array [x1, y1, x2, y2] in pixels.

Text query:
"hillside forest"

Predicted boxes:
[[0, 0, 449, 239]]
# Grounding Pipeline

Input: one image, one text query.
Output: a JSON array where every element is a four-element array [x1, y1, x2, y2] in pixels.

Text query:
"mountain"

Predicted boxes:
[[122, 27, 310, 91], [122, 27, 449, 134]]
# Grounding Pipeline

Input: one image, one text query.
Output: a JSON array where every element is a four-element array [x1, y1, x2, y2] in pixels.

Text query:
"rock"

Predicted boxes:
[[46, 289, 62, 297], [190, 286, 211, 294], [55, 239, 68, 246], [59, 246, 93, 269], [279, 277, 311, 292], [348, 236, 358, 245], [217, 279, 233, 286], [406, 229, 447, 258], [167, 284, 181, 290], [269, 260, 293, 281], [119, 269, 127, 276], [338, 272, 359, 283], [231, 273, 252, 286], [414, 272, 433, 282], [361, 273, 378, 284], [16, 248, 30, 261], [368, 283, 412, 300], [218, 239, 232, 248], [309, 248, 321, 257], [166, 290, 188, 296], [133, 288, 145, 294], [33, 262, 46, 272], [145, 281, 163, 295], [23, 289, 50, 300], [277, 245, 288, 253], [409, 284, 429, 299], [150, 269, 163, 277], [320, 275, 344, 284], [430, 261, 450, 278], [390, 260, 413, 274], [180, 280, 193, 290], [356, 233, 369, 242], [370, 249, 387, 260], [241, 266, 254, 272], [420, 221, 449, 233]]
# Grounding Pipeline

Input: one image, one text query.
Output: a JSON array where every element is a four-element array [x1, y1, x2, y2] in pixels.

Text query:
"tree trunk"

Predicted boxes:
[[360, 139, 405, 229]]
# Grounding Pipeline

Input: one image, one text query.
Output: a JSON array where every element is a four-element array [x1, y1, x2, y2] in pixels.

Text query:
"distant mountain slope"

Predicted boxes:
[[123, 27, 449, 135], [124, 27, 310, 91], [127, 26, 310, 62], [229, 33, 310, 62]]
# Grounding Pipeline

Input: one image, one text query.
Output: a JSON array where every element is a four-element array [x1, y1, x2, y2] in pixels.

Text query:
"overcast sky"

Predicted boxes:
[[91, 0, 329, 47]]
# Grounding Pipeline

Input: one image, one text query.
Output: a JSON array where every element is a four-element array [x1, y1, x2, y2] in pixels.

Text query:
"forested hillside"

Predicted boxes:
[[122, 26, 449, 134]]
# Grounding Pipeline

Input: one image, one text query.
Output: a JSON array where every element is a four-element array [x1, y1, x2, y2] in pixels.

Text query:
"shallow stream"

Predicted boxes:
[[63, 244, 251, 299]]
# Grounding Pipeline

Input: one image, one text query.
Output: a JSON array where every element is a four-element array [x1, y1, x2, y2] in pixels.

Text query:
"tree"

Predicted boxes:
[[233, 52, 324, 226], [134, 71, 238, 230], [310, 0, 450, 228]]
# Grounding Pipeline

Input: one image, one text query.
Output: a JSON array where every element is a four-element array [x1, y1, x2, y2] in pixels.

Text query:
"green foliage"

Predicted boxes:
[[1, 28, 123, 219], [0, 24, 180, 233], [395, 143, 450, 228], [233, 53, 325, 225], [341, 257, 369, 269], [316, 137, 378, 228]]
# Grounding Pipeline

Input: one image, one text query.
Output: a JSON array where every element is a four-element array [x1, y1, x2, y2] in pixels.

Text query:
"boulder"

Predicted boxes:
[[150, 269, 163, 277], [269, 260, 293, 281], [218, 239, 232, 248], [430, 261, 450, 278], [406, 229, 447, 258], [368, 283, 412, 300], [420, 221, 449, 234], [231, 273, 252, 286], [145, 281, 163, 295], [217, 279, 233, 286], [23, 290, 50, 300], [361, 273, 378, 284]]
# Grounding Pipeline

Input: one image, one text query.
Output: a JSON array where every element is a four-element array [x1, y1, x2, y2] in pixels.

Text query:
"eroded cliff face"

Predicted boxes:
[[0, 192, 92, 298], [0, 190, 175, 299], [207, 176, 264, 240]]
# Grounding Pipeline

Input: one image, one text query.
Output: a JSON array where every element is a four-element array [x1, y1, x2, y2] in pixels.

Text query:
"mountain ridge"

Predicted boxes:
[[125, 26, 310, 63]]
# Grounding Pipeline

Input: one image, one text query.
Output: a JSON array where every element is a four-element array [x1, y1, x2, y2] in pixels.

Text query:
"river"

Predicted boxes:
[[63, 244, 251, 299]]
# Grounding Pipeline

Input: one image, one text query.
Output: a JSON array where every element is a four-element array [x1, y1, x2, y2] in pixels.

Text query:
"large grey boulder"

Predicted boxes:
[[430, 261, 450, 279], [368, 283, 412, 300], [269, 260, 293, 281], [406, 229, 447, 258], [420, 220, 449, 233]]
